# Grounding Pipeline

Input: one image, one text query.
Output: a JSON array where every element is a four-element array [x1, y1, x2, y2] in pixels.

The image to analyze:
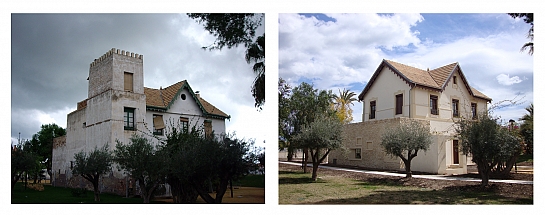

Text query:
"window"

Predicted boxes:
[[153, 115, 165, 135], [204, 120, 212, 138], [452, 99, 459, 117], [124, 107, 135, 130], [180, 117, 189, 132], [369, 101, 376, 119], [124, 72, 133, 92], [395, 94, 403, 115], [453, 76, 457, 84], [430, 95, 438, 115], [366, 142, 373, 150], [356, 137, 363, 145], [471, 103, 477, 119], [354, 148, 362, 159], [453, 140, 459, 164], [181, 94, 186, 100]]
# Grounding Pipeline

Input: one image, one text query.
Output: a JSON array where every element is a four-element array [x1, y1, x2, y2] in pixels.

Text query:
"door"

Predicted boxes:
[[453, 140, 459, 164]]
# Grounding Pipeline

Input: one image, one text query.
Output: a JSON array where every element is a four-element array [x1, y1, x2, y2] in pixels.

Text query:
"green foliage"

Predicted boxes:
[[292, 113, 344, 180], [455, 113, 521, 186], [162, 124, 255, 203], [28, 123, 66, 178], [381, 120, 432, 178], [333, 88, 357, 124], [188, 13, 265, 109], [187, 13, 263, 50], [246, 33, 265, 109], [519, 103, 533, 154], [114, 135, 166, 203], [11, 140, 41, 189], [279, 80, 336, 161]]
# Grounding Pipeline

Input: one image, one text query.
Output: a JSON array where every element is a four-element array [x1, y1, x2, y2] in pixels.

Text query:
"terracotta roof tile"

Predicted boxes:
[[144, 80, 229, 118], [429, 62, 458, 88], [360, 59, 491, 102], [385, 60, 440, 88], [198, 97, 229, 118]]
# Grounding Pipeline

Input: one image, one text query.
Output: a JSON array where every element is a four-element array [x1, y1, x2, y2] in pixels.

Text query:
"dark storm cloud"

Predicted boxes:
[[11, 14, 265, 143]]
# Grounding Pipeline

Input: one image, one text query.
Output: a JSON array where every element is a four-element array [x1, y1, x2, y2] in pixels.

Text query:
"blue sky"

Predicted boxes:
[[279, 13, 533, 124]]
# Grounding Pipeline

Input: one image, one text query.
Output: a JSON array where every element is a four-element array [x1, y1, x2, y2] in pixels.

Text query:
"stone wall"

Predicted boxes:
[[330, 117, 451, 174]]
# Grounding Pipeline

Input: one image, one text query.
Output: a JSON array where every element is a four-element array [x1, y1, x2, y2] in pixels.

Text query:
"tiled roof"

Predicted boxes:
[[359, 59, 491, 102], [144, 80, 230, 119]]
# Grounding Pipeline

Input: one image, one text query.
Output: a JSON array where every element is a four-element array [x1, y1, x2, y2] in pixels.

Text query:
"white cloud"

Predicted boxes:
[[496, 74, 523, 86]]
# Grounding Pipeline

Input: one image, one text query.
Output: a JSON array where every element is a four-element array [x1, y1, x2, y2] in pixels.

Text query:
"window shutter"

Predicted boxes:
[[153, 115, 165, 130], [124, 72, 133, 92]]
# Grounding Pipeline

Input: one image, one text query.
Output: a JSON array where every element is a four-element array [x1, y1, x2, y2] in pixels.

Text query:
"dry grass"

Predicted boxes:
[[279, 164, 532, 204]]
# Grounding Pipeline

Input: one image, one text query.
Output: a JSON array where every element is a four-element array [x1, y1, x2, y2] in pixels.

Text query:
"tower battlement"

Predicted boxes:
[[90, 48, 143, 68]]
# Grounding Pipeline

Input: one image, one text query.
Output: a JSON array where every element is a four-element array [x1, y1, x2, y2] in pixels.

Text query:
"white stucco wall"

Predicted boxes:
[[362, 67, 411, 122]]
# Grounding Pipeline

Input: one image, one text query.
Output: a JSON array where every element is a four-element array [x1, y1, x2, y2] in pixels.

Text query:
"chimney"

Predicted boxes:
[[195, 91, 200, 99]]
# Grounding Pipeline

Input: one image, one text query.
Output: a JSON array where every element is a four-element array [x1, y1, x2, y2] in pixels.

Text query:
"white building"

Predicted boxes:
[[329, 59, 491, 175], [52, 48, 230, 195]]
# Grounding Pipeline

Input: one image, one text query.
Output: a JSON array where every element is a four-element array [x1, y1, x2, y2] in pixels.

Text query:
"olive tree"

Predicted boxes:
[[114, 135, 166, 203], [381, 120, 432, 178], [292, 113, 344, 181], [455, 114, 521, 186], [72, 145, 113, 201]]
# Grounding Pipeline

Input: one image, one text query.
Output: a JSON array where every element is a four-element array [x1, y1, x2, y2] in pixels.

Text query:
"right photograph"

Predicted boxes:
[[278, 13, 533, 204]]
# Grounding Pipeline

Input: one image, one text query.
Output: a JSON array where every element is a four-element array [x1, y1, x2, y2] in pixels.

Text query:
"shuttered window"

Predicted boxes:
[[204, 120, 212, 138], [124, 72, 133, 92], [153, 115, 165, 135]]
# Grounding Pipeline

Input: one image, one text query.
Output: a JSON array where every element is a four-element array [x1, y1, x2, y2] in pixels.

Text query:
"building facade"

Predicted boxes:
[[51, 48, 230, 195], [329, 59, 491, 175]]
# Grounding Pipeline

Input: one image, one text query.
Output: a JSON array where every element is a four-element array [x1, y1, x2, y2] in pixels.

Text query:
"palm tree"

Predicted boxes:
[[520, 103, 533, 154], [245, 33, 265, 109], [333, 88, 357, 124], [508, 13, 533, 55]]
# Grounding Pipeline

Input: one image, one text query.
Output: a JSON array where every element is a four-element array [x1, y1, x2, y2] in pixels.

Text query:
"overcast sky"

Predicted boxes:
[[10, 14, 267, 148], [279, 13, 534, 125]]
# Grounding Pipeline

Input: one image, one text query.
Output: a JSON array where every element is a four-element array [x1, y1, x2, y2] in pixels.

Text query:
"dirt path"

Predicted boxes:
[[154, 187, 265, 203]]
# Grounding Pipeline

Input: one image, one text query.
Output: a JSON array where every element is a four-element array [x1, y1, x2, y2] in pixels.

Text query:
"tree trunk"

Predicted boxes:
[[302, 148, 308, 173], [311, 163, 319, 181], [287, 145, 294, 161], [229, 179, 233, 198], [214, 176, 230, 203], [404, 159, 412, 178], [92, 178, 100, 202], [499, 151, 520, 176], [477, 161, 490, 187]]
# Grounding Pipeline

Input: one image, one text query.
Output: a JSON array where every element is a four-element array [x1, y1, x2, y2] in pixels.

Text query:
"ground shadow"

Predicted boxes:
[[303, 188, 533, 204], [279, 171, 326, 185]]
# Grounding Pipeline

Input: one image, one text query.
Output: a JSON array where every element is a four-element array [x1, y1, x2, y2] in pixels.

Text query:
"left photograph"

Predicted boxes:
[[11, 13, 265, 204]]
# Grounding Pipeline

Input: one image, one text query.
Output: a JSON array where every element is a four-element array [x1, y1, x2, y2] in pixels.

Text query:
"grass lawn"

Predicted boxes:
[[11, 182, 166, 204], [12, 174, 264, 204], [279, 170, 532, 204], [517, 154, 533, 164], [237, 174, 265, 188]]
